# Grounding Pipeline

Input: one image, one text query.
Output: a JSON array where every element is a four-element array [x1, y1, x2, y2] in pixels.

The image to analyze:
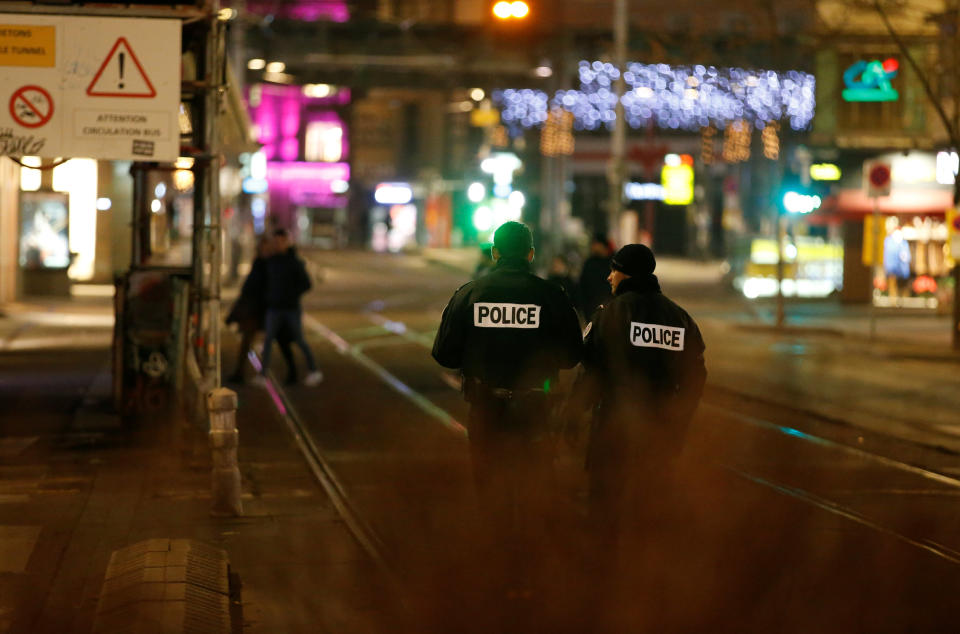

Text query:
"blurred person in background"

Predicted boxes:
[[547, 254, 577, 304], [225, 236, 297, 384], [473, 242, 496, 279], [579, 233, 614, 320], [256, 228, 323, 387]]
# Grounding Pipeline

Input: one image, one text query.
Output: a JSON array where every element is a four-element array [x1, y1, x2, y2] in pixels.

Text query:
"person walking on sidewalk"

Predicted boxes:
[[256, 228, 323, 387], [567, 244, 706, 546], [225, 236, 298, 384], [432, 221, 582, 558]]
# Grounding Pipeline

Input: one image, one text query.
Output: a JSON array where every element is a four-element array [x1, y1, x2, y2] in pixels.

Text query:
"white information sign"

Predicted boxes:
[[0, 14, 180, 161]]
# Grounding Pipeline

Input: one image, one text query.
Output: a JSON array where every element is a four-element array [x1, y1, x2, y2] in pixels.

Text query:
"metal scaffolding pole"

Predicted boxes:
[[607, 0, 628, 245]]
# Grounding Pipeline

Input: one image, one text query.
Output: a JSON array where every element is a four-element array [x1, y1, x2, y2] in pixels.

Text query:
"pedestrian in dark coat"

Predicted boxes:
[[578, 233, 614, 321], [257, 229, 323, 386], [225, 237, 296, 384]]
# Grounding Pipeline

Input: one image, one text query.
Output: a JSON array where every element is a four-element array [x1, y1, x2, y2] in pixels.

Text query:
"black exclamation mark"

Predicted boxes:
[[118, 52, 125, 90]]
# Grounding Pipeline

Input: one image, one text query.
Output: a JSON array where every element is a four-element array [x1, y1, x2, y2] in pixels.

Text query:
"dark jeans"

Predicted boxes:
[[261, 308, 317, 377], [230, 324, 296, 381]]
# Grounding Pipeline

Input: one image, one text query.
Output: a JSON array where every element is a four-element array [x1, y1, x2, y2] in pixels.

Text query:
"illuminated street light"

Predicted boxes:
[[493, 2, 513, 19], [265, 61, 286, 73], [470, 88, 486, 102], [493, 0, 529, 19], [247, 58, 266, 70]]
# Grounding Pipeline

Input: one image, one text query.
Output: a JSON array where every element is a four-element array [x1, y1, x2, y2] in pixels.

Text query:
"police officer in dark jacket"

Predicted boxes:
[[432, 222, 582, 545], [569, 243, 706, 542]]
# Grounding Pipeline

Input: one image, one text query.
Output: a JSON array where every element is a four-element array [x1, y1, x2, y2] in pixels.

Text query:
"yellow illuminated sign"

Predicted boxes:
[[661, 164, 694, 205], [948, 206, 959, 264], [0, 25, 55, 68], [862, 215, 884, 267], [810, 163, 841, 181]]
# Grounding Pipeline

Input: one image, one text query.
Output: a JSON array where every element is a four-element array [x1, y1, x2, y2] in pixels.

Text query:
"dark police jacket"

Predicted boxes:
[[432, 258, 583, 392], [264, 247, 312, 310], [577, 274, 706, 425]]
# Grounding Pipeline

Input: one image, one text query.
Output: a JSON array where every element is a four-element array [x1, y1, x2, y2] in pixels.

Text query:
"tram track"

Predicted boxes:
[[246, 351, 416, 620]]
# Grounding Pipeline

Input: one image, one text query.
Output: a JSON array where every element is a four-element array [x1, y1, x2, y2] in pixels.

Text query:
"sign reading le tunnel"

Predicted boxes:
[[0, 14, 180, 161]]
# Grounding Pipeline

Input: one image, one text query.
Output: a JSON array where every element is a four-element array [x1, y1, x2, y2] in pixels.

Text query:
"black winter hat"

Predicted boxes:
[[610, 244, 656, 277]]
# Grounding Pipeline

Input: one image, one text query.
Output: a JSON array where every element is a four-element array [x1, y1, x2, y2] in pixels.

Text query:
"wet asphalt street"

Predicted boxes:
[[247, 250, 960, 633]]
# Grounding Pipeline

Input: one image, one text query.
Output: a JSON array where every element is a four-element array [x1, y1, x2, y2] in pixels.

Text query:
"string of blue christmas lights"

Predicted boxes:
[[495, 60, 816, 132]]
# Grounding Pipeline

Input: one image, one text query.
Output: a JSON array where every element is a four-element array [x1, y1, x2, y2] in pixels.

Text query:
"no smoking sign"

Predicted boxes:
[[9, 85, 54, 129]]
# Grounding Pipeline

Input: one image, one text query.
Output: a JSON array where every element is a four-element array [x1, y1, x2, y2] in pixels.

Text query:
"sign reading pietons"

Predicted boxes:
[[0, 25, 55, 67], [0, 14, 180, 161]]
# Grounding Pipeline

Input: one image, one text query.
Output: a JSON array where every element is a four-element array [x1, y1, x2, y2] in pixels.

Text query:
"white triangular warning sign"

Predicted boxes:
[[86, 37, 156, 98]]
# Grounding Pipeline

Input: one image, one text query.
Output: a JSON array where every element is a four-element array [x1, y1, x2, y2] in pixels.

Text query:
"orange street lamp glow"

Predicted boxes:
[[511, 1, 529, 17], [493, 1, 513, 18]]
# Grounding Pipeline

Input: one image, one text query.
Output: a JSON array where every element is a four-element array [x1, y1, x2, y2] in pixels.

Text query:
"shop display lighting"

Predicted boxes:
[[495, 61, 815, 132], [936, 151, 959, 185], [467, 181, 486, 203], [782, 191, 822, 214], [374, 182, 414, 205]]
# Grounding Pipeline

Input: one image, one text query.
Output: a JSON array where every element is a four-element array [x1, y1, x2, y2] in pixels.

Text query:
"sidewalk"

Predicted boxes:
[[0, 321, 401, 633]]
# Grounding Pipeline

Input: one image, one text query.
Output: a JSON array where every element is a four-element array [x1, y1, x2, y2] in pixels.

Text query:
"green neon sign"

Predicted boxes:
[[842, 58, 899, 102]]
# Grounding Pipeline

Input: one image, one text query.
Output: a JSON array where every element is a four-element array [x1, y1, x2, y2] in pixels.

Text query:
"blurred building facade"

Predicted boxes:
[[218, 0, 955, 314]]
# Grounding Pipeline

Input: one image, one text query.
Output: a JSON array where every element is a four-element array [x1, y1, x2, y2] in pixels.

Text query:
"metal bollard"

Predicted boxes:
[[207, 388, 243, 517]]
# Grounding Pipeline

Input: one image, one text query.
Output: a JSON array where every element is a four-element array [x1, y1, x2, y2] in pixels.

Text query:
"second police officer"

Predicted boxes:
[[432, 221, 583, 547], [568, 243, 707, 549]]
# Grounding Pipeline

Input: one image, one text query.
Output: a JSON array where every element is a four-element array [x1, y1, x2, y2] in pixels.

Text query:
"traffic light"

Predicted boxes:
[[492, 1, 530, 20]]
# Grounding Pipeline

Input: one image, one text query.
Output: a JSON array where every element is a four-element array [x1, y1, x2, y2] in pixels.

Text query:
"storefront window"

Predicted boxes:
[[871, 215, 949, 308], [305, 121, 343, 162]]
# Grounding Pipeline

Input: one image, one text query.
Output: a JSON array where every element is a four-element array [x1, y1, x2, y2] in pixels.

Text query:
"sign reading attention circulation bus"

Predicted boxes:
[[0, 14, 180, 161]]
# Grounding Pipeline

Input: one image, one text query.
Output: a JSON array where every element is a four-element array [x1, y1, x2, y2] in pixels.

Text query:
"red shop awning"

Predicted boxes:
[[820, 187, 952, 218]]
